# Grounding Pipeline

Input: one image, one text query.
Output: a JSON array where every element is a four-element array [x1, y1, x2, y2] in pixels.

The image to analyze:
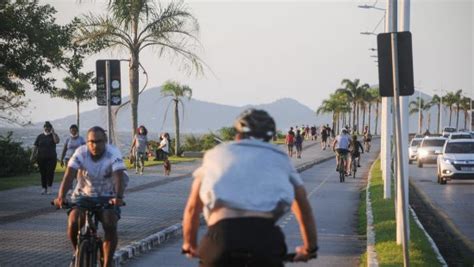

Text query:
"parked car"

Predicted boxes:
[[442, 127, 456, 138], [408, 137, 423, 164], [448, 132, 473, 140], [417, 136, 447, 168], [437, 139, 474, 184]]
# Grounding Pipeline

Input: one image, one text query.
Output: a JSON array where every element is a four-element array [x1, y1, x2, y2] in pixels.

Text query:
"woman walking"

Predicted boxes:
[[60, 124, 85, 168], [295, 129, 304, 158], [31, 121, 60, 195], [130, 125, 149, 175], [158, 132, 171, 176]]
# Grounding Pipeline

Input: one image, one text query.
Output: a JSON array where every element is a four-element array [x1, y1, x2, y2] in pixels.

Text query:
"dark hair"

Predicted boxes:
[[87, 126, 107, 140], [138, 125, 148, 135], [44, 121, 52, 128], [69, 124, 78, 130], [234, 109, 276, 142]]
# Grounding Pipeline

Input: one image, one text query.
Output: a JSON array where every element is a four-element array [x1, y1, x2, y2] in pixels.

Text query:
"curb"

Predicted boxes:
[[409, 179, 474, 262], [408, 206, 447, 266], [113, 154, 335, 266], [366, 158, 379, 267]]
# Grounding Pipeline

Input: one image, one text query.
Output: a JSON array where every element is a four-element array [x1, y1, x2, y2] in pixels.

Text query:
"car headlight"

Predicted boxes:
[[443, 158, 453, 164], [418, 150, 428, 158]]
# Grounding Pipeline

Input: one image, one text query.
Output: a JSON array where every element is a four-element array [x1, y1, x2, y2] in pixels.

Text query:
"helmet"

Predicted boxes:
[[234, 109, 276, 141], [341, 128, 348, 134]]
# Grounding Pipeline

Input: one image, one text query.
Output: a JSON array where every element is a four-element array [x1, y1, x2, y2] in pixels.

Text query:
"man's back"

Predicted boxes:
[[335, 134, 350, 150]]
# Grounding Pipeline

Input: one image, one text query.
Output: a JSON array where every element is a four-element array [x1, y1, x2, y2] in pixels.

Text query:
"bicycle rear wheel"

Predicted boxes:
[[76, 240, 91, 267], [352, 159, 357, 178], [91, 239, 104, 267]]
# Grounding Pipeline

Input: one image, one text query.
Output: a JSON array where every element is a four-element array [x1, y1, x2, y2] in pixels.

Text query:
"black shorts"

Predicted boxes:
[[198, 217, 287, 267]]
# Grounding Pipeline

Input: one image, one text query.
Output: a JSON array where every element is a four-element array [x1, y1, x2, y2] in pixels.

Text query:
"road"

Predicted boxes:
[[409, 162, 474, 250], [125, 142, 381, 267]]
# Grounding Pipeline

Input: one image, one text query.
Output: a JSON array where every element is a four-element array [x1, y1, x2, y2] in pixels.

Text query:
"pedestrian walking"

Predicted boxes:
[[311, 125, 317, 141], [130, 125, 149, 175], [295, 129, 303, 158], [31, 121, 60, 195], [158, 132, 171, 175], [320, 125, 328, 150], [60, 124, 85, 169], [285, 127, 295, 157]]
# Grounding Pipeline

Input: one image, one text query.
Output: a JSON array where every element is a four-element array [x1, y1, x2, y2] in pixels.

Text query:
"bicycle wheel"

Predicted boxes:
[[352, 159, 357, 178], [76, 239, 91, 267], [91, 239, 104, 267]]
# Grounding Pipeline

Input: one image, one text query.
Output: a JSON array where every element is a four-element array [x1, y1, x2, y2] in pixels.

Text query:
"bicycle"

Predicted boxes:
[[52, 201, 124, 267], [351, 154, 358, 179], [336, 153, 346, 183]]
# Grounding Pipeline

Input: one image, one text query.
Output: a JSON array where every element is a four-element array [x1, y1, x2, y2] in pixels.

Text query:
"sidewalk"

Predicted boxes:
[[0, 140, 330, 266], [126, 141, 380, 267]]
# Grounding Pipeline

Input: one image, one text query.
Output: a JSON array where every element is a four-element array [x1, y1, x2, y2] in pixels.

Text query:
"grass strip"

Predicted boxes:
[[363, 159, 442, 266], [0, 156, 197, 191]]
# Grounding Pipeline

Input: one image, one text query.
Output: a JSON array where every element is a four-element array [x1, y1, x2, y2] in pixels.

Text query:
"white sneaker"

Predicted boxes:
[[41, 188, 47, 195], [47, 187, 52, 195]]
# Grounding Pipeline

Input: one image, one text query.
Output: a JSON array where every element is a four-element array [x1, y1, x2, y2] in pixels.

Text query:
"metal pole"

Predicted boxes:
[[440, 94, 443, 134], [106, 60, 112, 144], [398, 0, 411, 244]]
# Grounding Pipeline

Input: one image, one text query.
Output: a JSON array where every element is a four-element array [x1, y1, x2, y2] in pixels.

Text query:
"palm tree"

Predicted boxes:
[[453, 89, 463, 129], [431, 94, 442, 133], [161, 80, 192, 156], [317, 92, 350, 133], [460, 97, 472, 130], [54, 72, 95, 131], [443, 92, 456, 127], [77, 1, 203, 134], [409, 97, 432, 134], [337, 78, 370, 133], [367, 87, 379, 134]]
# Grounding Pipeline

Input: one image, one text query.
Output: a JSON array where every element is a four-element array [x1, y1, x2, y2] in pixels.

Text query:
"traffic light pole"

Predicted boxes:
[[106, 60, 112, 144]]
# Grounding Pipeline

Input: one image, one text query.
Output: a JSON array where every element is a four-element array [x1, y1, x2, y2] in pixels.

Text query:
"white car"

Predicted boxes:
[[437, 139, 474, 184], [448, 132, 472, 140], [417, 137, 447, 168], [408, 138, 423, 164]]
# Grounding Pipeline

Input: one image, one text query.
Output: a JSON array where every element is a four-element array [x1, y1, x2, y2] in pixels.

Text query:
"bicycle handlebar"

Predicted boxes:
[[51, 200, 126, 209], [180, 250, 316, 263]]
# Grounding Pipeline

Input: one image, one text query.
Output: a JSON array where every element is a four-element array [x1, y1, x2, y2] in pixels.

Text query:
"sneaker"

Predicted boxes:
[[41, 188, 47, 195], [358, 164, 361, 167], [47, 186, 52, 195], [140, 171, 143, 175]]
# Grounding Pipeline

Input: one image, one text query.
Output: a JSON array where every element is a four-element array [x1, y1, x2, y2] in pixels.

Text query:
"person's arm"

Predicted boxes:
[[51, 127, 60, 144], [332, 138, 338, 151], [109, 170, 125, 206], [54, 167, 78, 208], [291, 185, 318, 261], [359, 141, 364, 153], [60, 140, 68, 167], [182, 175, 203, 257], [30, 146, 38, 163]]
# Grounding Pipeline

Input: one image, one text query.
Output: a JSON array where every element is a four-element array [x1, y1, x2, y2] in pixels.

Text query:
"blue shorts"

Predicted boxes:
[[69, 196, 121, 219]]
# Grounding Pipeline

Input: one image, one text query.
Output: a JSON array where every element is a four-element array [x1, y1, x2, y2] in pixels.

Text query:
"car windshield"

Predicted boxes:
[[444, 128, 456, 133], [410, 140, 421, 147], [445, 142, 474, 153], [422, 139, 445, 147], [451, 134, 471, 139]]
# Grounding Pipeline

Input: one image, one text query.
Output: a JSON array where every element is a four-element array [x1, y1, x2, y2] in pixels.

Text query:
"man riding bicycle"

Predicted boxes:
[[332, 129, 351, 175], [182, 109, 318, 266], [54, 126, 128, 267], [349, 135, 364, 169]]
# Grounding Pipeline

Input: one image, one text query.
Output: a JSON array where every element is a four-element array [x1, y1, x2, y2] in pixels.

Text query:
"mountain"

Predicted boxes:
[[41, 87, 331, 133]]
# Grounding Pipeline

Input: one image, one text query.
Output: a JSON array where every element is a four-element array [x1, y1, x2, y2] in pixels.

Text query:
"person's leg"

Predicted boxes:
[[99, 210, 119, 267], [46, 158, 57, 193], [68, 208, 85, 251], [138, 152, 145, 174], [38, 158, 48, 193]]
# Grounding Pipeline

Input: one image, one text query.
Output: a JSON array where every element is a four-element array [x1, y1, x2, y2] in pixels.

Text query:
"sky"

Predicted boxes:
[[23, 0, 473, 123]]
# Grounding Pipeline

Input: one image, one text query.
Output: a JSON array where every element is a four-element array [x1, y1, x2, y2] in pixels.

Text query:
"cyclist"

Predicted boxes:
[[54, 126, 128, 267], [363, 126, 372, 152], [182, 109, 318, 266], [349, 135, 364, 169], [332, 128, 351, 175]]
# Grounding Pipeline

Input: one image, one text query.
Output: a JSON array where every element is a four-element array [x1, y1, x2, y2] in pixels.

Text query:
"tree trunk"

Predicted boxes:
[[437, 104, 440, 133], [375, 102, 379, 135], [427, 112, 431, 132], [419, 112, 423, 134], [464, 111, 468, 130], [76, 100, 80, 131], [333, 112, 337, 134], [368, 103, 372, 134], [449, 107, 453, 126], [456, 105, 460, 129], [174, 99, 180, 156], [362, 106, 366, 134], [352, 101, 356, 130], [129, 51, 140, 135], [356, 103, 360, 134]]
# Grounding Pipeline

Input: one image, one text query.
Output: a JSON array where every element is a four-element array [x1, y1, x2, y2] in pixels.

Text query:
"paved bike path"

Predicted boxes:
[[0, 140, 328, 266], [125, 141, 380, 267]]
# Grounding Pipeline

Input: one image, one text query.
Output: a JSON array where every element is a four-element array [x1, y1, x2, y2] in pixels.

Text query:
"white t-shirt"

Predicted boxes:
[[68, 144, 128, 198], [335, 134, 351, 150], [194, 139, 304, 222], [160, 138, 169, 153]]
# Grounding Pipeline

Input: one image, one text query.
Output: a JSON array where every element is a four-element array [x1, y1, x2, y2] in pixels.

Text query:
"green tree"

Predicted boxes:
[[452, 89, 463, 129], [0, 0, 72, 124], [337, 78, 370, 133], [317, 92, 350, 133], [460, 97, 472, 130], [409, 97, 432, 134], [367, 87, 379, 134], [161, 80, 192, 156], [77, 0, 204, 134], [443, 92, 456, 127]]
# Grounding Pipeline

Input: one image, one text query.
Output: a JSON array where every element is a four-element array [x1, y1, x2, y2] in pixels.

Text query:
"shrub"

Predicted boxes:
[[0, 132, 35, 177]]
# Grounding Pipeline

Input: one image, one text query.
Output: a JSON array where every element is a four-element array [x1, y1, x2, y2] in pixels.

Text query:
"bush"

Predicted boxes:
[[0, 132, 35, 177], [181, 133, 220, 152]]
